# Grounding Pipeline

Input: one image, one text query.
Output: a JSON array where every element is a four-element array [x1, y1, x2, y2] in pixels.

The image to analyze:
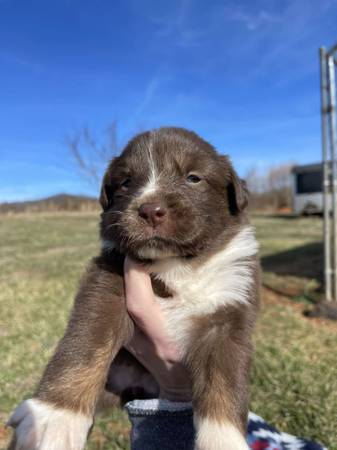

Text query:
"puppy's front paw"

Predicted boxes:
[[7, 398, 93, 450], [195, 418, 249, 450]]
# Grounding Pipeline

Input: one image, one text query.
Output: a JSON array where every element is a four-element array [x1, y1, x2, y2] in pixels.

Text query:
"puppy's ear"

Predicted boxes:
[[99, 160, 116, 211], [99, 174, 110, 211], [227, 169, 249, 214], [220, 156, 249, 214]]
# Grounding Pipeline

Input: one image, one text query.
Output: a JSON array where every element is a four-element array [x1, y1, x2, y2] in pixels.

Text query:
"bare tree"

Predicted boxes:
[[244, 163, 294, 211], [267, 164, 293, 209], [245, 167, 267, 195], [67, 121, 119, 187]]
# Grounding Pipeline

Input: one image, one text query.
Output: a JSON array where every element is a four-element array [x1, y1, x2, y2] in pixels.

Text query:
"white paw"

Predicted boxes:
[[195, 417, 249, 450], [7, 398, 93, 450]]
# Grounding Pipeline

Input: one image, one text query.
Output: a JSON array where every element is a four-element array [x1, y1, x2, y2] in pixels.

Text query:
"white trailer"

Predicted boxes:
[[292, 163, 323, 215]]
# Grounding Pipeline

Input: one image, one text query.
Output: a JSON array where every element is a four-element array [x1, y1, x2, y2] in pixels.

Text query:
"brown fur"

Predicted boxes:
[[35, 255, 133, 415]]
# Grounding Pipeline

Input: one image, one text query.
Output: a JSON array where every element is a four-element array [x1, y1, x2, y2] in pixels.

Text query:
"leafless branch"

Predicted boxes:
[[244, 163, 295, 211], [67, 121, 119, 187]]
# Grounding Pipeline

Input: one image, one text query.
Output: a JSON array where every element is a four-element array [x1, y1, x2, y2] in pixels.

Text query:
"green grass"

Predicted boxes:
[[254, 214, 323, 301], [0, 213, 336, 449]]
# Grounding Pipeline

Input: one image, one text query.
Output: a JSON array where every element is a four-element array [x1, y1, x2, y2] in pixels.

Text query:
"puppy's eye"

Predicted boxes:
[[186, 174, 202, 184], [120, 177, 131, 190]]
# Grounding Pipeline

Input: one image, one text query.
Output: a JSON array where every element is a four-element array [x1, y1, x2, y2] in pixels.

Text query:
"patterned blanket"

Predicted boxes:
[[248, 412, 327, 450]]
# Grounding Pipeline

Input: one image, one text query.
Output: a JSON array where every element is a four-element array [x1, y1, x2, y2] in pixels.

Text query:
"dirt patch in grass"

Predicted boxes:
[[262, 286, 337, 331]]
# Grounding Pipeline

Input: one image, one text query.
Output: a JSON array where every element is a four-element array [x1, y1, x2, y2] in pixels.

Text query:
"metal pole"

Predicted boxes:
[[327, 54, 337, 301], [320, 48, 332, 301]]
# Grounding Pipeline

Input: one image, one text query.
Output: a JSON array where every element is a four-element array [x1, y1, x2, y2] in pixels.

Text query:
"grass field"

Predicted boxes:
[[0, 213, 336, 449]]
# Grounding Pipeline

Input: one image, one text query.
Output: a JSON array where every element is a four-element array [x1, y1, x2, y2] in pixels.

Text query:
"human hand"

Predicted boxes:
[[124, 256, 192, 402]]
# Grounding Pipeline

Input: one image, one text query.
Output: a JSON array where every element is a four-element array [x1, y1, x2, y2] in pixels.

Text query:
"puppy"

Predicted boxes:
[[7, 127, 259, 450]]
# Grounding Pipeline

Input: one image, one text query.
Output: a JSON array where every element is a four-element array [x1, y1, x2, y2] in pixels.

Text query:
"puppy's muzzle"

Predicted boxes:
[[138, 203, 167, 228]]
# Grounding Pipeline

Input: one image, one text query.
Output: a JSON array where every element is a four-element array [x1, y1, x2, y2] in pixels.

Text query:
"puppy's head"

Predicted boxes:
[[100, 127, 248, 259]]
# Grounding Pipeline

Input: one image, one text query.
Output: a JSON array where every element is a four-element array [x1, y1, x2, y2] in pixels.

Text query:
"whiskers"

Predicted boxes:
[[102, 210, 125, 231], [102, 210, 124, 216], [105, 222, 123, 231], [101, 209, 181, 257]]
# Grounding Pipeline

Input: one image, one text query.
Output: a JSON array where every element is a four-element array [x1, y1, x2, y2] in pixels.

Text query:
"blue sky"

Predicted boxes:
[[0, 0, 337, 202]]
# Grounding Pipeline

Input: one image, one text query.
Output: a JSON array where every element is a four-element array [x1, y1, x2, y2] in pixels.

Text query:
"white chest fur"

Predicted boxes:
[[150, 226, 258, 353]]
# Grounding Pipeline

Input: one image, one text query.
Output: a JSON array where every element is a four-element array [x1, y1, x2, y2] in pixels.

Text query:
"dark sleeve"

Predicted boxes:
[[125, 399, 195, 450]]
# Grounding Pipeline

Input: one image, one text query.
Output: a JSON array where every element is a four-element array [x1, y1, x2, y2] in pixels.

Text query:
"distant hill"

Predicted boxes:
[[0, 194, 99, 214]]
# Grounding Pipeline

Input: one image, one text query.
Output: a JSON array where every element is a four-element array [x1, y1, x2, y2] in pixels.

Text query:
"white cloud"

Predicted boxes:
[[222, 6, 282, 31], [133, 75, 161, 118]]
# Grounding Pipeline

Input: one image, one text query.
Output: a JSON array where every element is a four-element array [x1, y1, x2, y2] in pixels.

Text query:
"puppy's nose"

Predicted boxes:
[[138, 203, 167, 227]]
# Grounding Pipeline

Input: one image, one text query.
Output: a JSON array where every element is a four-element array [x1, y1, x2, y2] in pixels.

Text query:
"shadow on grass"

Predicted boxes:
[[262, 242, 323, 281], [261, 242, 323, 301]]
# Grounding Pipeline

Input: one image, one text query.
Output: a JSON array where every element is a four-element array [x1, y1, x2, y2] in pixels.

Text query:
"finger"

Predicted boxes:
[[124, 263, 156, 315], [124, 256, 180, 362], [124, 255, 149, 274]]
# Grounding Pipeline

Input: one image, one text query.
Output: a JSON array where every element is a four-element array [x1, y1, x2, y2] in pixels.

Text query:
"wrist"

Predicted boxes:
[[159, 387, 193, 403]]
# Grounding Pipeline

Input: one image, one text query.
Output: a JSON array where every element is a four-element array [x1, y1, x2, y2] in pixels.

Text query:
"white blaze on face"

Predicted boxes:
[[139, 139, 159, 200]]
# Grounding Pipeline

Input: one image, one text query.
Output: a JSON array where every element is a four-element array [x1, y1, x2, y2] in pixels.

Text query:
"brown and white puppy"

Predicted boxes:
[[7, 127, 259, 450]]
